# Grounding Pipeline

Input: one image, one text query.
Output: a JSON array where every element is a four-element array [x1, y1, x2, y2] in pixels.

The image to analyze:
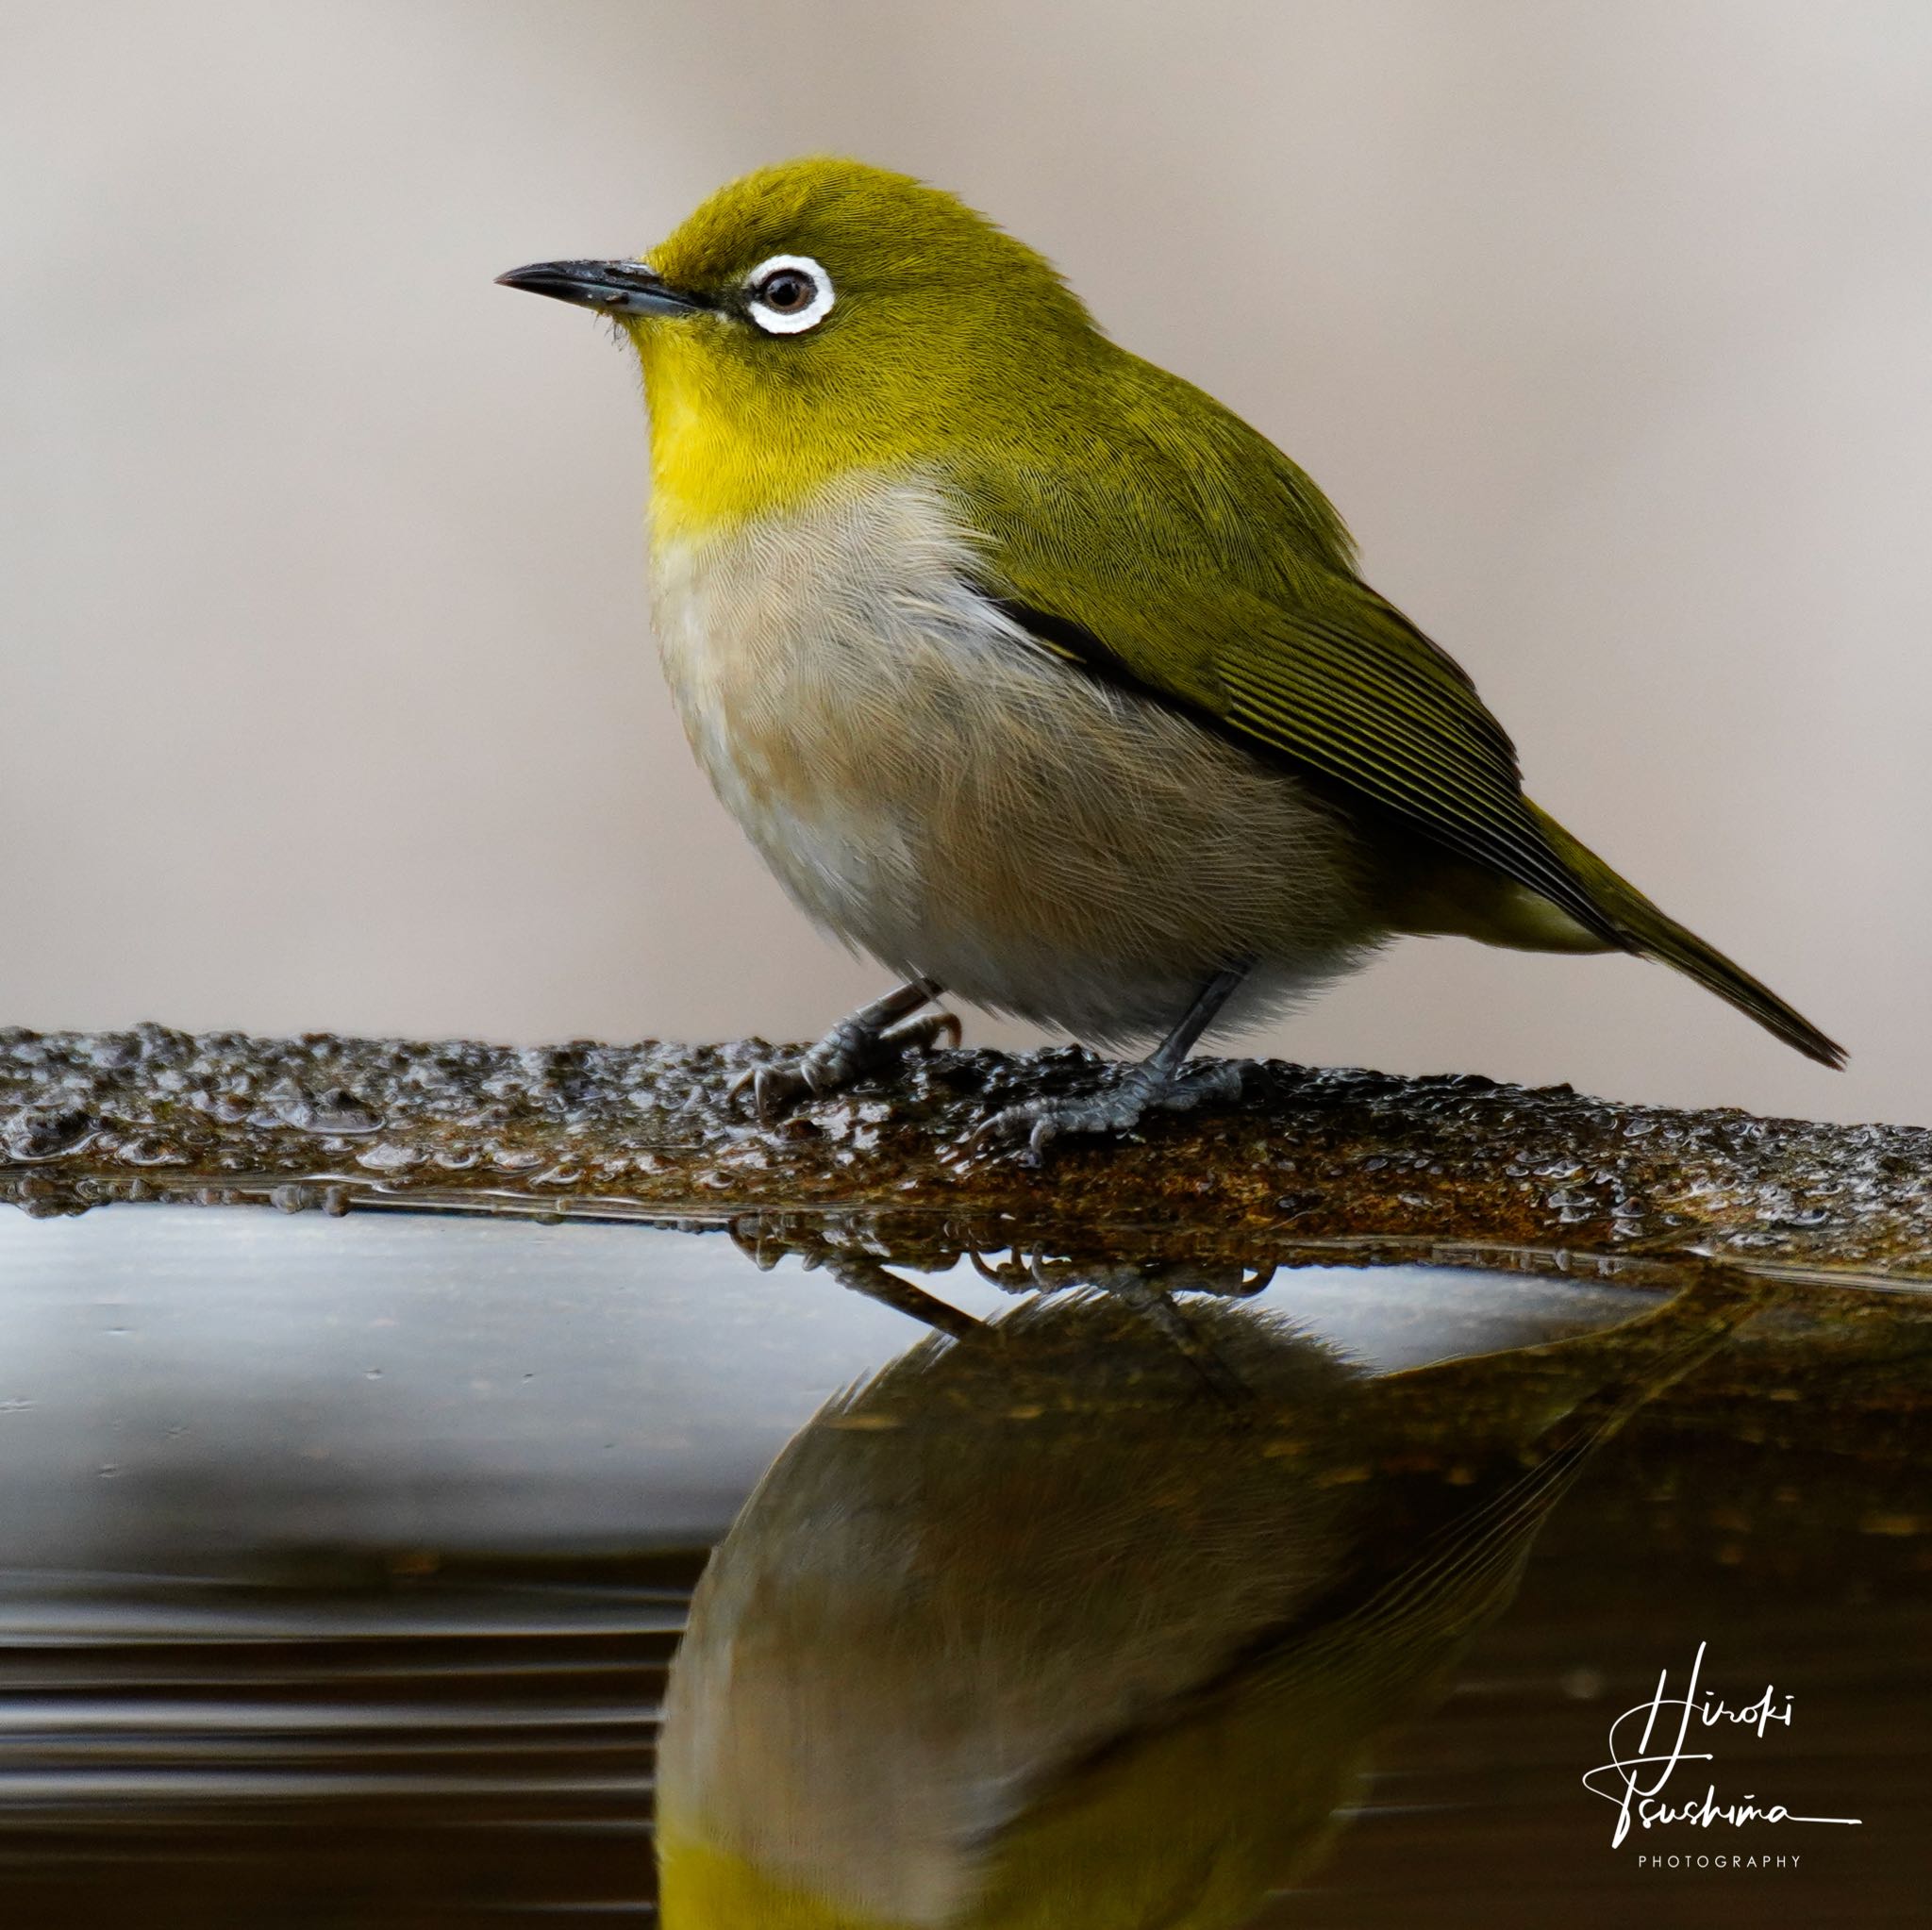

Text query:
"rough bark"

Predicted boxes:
[[1, 1026, 1926, 1284]]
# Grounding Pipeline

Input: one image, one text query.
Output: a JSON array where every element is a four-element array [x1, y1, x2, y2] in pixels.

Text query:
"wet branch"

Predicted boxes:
[[0, 1026, 1926, 1279]]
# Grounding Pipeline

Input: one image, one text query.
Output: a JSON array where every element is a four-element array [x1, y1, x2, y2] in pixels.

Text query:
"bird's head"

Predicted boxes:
[[499, 158, 1096, 536]]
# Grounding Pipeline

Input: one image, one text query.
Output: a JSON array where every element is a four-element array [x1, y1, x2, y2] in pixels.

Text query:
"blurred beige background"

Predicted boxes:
[[3, 0, 1927, 1125]]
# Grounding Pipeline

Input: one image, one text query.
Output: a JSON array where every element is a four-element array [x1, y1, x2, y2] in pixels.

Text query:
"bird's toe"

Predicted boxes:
[[972, 1057, 1244, 1164], [732, 1004, 962, 1123]]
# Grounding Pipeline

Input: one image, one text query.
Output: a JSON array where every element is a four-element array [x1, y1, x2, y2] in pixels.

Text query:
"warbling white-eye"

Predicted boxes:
[[500, 158, 1841, 1156]]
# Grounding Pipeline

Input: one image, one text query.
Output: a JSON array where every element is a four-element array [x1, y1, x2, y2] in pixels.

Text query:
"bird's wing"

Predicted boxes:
[[980, 542, 1617, 942], [947, 361, 1843, 1065], [953, 402, 1617, 941]]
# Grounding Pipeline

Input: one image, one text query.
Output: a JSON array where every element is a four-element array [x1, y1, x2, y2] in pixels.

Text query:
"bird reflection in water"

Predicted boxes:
[[656, 1252, 1764, 1929]]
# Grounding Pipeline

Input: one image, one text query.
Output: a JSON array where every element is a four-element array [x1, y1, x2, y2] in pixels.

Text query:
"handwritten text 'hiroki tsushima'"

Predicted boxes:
[[1582, 1641, 1862, 1849]]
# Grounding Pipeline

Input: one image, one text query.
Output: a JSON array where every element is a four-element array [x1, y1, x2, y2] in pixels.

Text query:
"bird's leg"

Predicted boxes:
[[817, 1253, 988, 1342], [974, 962, 1251, 1164], [733, 977, 959, 1123]]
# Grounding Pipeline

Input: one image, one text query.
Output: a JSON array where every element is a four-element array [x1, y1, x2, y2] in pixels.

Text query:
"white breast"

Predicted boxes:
[[649, 473, 1383, 1046]]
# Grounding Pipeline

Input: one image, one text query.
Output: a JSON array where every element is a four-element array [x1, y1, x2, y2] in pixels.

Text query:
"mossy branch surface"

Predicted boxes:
[[0, 1025, 1926, 1277]]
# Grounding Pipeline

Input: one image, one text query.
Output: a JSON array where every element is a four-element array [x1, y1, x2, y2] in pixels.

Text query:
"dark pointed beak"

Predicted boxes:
[[494, 258, 708, 317]]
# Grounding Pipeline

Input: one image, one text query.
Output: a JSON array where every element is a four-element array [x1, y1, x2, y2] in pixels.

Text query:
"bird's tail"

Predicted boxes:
[[1527, 803, 1845, 1070]]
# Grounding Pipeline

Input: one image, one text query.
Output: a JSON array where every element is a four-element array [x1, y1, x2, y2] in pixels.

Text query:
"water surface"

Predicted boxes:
[[0, 1208, 1923, 1925]]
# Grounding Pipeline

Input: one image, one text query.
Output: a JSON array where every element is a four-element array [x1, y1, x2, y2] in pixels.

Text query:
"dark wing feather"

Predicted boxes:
[[990, 579, 1619, 945]]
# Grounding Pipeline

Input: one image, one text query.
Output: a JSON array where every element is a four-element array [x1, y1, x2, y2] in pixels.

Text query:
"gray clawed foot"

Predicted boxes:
[[732, 987, 960, 1124], [972, 1057, 1243, 1165]]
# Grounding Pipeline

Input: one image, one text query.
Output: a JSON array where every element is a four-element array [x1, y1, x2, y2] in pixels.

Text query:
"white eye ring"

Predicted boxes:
[[745, 254, 835, 335]]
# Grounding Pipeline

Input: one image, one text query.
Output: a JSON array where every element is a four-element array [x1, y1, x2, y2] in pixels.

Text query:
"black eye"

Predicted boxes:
[[745, 256, 834, 334], [758, 269, 814, 311]]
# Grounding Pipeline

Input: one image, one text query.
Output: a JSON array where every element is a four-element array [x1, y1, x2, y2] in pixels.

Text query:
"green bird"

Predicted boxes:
[[499, 158, 1841, 1156]]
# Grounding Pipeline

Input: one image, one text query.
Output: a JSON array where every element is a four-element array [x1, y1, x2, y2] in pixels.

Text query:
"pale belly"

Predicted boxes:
[[649, 474, 1388, 1046]]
